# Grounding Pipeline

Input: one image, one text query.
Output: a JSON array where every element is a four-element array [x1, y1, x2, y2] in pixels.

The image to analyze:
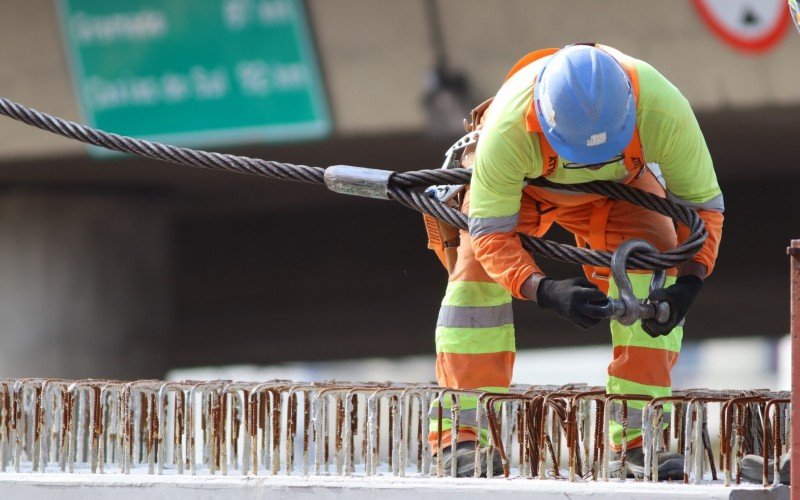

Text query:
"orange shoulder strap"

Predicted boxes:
[[504, 48, 560, 82], [596, 44, 640, 101], [502, 48, 561, 176]]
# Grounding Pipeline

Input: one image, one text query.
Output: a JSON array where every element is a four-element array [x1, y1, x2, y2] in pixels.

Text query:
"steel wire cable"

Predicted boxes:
[[0, 97, 705, 270]]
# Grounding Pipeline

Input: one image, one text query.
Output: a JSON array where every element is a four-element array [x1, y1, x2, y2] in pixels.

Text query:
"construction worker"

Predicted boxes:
[[431, 43, 724, 479]]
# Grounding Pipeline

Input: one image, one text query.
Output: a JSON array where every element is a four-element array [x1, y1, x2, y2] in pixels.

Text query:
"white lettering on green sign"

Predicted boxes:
[[58, 0, 330, 154]]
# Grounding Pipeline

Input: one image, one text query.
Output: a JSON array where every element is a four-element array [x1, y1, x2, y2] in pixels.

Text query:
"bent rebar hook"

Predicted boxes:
[[601, 239, 671, 326]]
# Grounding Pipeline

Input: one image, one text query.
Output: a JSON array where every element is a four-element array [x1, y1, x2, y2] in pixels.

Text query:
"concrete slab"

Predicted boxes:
[[0, 472, 788, 500]]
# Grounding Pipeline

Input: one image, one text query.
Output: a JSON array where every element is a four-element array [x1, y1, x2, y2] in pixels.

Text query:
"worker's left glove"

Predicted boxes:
[[642, 275, 703, 337]]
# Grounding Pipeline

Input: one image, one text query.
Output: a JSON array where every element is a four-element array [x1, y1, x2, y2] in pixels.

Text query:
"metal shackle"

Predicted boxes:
[[607, 239, 671, 326]]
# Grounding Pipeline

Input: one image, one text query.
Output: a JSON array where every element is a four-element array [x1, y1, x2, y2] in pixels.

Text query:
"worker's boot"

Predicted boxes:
[[739, 452, 790, 485], [434, 441, 504, 477], [609, 447, 685, 480]]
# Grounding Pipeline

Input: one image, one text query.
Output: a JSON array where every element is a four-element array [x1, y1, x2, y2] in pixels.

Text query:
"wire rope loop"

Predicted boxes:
[[0, 97, 706, 271]]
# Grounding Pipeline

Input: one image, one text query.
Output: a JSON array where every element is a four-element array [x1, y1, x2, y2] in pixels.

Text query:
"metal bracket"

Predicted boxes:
[[424, 131, 480, 203], [424, 184, 463, 204], [598, 239, 671, 326], [440, 130, 481, 170]]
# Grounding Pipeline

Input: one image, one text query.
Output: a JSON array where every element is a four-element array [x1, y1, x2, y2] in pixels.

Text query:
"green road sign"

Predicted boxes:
[[57, 0, 331, 154]]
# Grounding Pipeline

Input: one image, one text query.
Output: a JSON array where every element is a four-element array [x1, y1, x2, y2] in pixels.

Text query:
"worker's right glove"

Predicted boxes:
[[536, 277, 609, 329], [642, 275, 703, 337]]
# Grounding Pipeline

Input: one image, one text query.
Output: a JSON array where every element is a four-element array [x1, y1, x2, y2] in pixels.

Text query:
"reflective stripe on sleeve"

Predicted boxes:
[[468, 213, 519, 238], [667, 191, 724, 212]]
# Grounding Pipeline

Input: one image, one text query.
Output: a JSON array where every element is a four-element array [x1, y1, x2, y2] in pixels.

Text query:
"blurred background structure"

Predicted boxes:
[[0, 0, 796, 385]]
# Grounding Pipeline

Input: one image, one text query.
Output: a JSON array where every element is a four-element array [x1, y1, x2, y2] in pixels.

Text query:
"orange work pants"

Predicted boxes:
[[431, 169, 680, 452]]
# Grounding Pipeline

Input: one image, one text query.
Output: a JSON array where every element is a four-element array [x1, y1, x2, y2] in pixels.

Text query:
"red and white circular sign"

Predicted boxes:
[[693, 0, 791, 52]]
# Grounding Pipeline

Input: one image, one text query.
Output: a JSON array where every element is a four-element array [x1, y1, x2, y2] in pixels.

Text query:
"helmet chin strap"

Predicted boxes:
[[561, 153, 625, 170]]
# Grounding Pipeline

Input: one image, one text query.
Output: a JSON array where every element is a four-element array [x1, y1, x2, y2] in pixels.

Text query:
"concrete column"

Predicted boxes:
[[0, 189, 170, 379]]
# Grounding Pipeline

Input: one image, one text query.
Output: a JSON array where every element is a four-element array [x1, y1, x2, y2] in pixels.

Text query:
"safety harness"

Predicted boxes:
[[424, 44, 649, 275]]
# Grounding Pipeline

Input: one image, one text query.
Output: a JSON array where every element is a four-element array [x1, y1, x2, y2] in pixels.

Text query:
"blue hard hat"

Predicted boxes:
[[534, 45, 636, 165]]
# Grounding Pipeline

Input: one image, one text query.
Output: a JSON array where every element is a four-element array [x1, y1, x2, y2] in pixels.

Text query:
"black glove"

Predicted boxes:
[[536, 277, 609, 329], [642, 275, 703, 337]]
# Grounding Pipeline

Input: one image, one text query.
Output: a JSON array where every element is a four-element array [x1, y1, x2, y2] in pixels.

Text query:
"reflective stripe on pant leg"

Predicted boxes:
[[606, 272, 682, 451], [431, 281, 515, 451], [427, 386, 508, 451], [430, 188, 519, 452]]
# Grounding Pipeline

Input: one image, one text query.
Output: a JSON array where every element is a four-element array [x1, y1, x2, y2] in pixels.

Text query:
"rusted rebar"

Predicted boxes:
[[0, 377, 786, 487]]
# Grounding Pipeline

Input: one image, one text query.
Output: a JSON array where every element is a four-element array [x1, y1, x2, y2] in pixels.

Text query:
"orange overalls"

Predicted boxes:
[[429, 45, 722, 453]]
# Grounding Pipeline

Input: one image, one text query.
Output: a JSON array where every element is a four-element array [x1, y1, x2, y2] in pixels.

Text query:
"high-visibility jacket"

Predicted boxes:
[[469, 45, 724, 298]]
